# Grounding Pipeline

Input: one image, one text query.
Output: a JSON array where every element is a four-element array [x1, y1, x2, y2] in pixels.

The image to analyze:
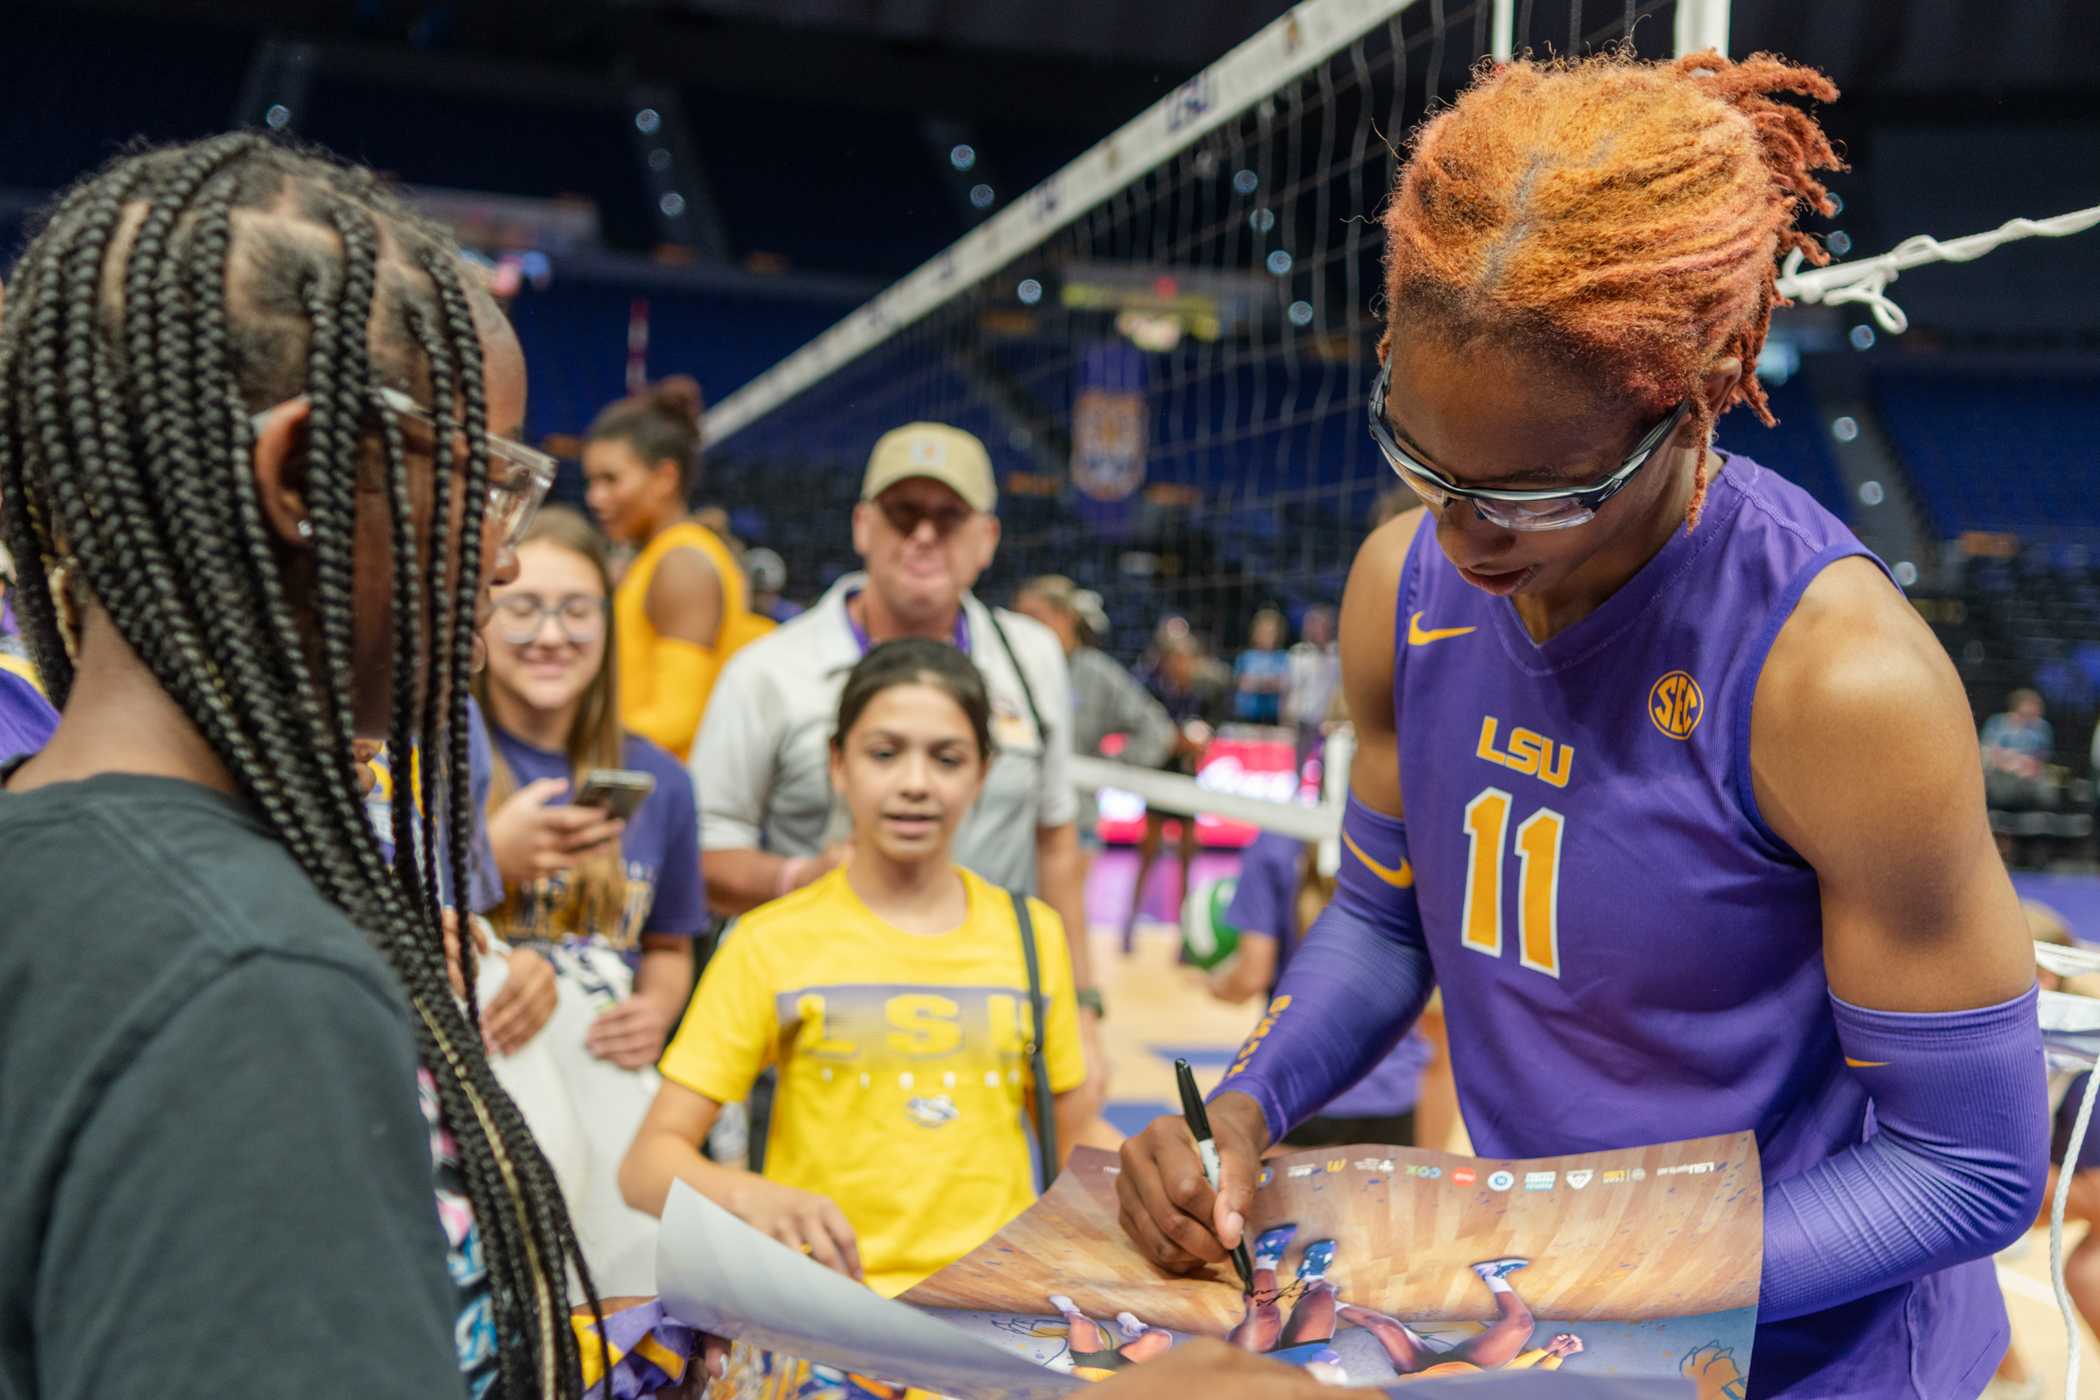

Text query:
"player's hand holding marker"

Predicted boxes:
[[720, 1174, 864, 1283], [1115, 1089, 1270, 1275]]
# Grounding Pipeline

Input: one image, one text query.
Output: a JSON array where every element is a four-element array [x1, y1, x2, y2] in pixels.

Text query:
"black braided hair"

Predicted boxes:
[[0, 134, 601, 1397]]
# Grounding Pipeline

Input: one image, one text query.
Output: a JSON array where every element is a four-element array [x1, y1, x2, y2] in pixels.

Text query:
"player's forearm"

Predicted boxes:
[[1759, 985, 2047, 1320], [1211, 797, 1434, 1141]]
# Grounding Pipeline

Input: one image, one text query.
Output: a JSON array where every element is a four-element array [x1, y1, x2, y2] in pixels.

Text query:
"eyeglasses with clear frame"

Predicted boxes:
[[1367, 357, 1690, 532], [488, 592, 608, 646], [250, 386, 557, 547]]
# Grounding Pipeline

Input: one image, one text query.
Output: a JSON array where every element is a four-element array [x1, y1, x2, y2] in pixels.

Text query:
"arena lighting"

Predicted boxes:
[[1016, 278, 1043, 305], [634, 108, 661, 134], [1827, 230, 1853, 256], [1893, 561, 1919, 587], [950, 144, 977, 171], [1232, 169, 1259, 195], [1287, 300, 1314, 326], [1849, 324, 1877, 350], [1831, 416, 1860, 442], [969, 183, 995, 209], [1858, 480, 1884, 506], [264, 104, 291, 129], [1248, 208, 1276, 233], [659, 192, 686, 217], [648, 147, 672, 172], [1265, 249, 1293, 275]]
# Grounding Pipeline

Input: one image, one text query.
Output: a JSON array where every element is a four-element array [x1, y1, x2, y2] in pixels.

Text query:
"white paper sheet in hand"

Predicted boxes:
[[654, 1181, 1082, 1400]]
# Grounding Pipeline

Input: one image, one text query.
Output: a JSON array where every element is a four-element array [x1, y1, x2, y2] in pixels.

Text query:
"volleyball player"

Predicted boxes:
[[582, 376, 772, 760], [0, 136, 594, 1395], [1116, 52, 2045, 1395]]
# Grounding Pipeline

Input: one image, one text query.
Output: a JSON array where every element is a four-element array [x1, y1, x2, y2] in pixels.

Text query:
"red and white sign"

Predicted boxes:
[[1095, 727, 1313, 847]]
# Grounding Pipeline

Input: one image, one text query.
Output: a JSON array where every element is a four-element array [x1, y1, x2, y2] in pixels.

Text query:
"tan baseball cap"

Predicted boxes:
[[861, 422, 997, 513]]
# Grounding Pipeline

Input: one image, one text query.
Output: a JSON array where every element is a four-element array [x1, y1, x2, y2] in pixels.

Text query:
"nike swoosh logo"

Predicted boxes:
[[1342, 831, 1414, 889], [1844, 1058, 1889, 1069], [1408, 611, 1477, 646]]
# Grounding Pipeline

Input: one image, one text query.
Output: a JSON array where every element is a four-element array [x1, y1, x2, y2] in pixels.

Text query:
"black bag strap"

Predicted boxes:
[[1009, 888, 1059, 1190], [984, 606, 1051, 750]]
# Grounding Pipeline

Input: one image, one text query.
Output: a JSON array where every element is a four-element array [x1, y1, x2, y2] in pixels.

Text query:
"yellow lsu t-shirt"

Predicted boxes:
[[659, 865, 1086, 1297]]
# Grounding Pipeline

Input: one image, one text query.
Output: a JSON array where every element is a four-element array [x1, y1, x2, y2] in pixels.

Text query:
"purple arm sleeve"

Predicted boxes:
[[1760, 985, 2048, 1321], [1212, 796, 1435, 1142]]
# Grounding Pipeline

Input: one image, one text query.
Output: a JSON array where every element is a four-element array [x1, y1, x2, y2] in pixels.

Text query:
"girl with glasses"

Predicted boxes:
[[473, 505, 708, 1294], [1118, 51, 2045, 1396]]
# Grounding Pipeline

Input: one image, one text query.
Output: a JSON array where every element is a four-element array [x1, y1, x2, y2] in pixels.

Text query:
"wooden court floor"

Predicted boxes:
[[1090, 922, 2100, 1397]]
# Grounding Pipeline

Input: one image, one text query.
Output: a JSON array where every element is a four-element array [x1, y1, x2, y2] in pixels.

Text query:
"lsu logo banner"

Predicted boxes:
[[1071, 340, 1146, 503]]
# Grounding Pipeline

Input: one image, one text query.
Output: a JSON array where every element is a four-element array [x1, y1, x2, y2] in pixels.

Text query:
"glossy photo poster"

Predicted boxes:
[[661, 1133, 1760, 1399]]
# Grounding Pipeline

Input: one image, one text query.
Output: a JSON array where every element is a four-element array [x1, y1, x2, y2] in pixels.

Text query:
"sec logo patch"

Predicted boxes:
[[1649, 670, 1704, 740]]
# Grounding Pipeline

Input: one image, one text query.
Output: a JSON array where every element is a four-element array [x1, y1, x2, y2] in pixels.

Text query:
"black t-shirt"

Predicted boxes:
[[0, 769, 466, 1398]]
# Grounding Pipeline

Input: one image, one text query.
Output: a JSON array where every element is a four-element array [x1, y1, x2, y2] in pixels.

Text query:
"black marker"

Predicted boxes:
[[1175, 1057, 1255, 1292]]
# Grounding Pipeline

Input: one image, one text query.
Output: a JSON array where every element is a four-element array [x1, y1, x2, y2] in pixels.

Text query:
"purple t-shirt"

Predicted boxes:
[[0, 667, 57, 763], [1393, 458, 2001, 1395], [485, 726, 705, 953], [1228, 831, 1431, 1118]]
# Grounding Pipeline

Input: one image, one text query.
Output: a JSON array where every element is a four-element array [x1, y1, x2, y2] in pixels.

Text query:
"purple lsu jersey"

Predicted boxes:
[[1394, 458, 2003, 1396]]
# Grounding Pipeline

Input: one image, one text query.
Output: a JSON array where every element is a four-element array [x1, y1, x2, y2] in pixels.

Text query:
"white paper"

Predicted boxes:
[[655, 1181, 1083, 1399]]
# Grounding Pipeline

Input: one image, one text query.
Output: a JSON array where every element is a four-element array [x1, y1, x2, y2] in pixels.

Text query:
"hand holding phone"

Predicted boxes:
[[575, 768, 656, 822]]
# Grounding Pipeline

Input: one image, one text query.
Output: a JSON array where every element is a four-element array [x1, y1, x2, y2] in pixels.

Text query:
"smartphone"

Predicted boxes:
[[575, 768, 656, 821]]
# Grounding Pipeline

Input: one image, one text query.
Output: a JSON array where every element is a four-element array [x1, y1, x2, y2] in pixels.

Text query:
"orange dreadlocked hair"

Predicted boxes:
[[1381, 49, 1844, 524]]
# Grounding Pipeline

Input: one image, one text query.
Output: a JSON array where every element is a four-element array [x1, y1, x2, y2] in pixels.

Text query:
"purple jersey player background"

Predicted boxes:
[[1393, 458, 2000, 1393], [1229, 830, 1431, 1124]]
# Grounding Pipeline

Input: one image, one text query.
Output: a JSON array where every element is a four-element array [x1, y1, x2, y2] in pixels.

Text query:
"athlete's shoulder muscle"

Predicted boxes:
[[1752, 554, 2031, 1010], [1339, 506, 1427, 819]]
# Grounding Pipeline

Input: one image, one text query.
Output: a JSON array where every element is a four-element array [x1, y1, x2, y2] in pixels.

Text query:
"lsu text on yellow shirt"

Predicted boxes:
[[659, 866, 1085, 1296]]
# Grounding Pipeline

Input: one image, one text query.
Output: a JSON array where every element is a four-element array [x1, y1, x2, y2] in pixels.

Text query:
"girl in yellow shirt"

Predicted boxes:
[[581, 376, 770, 759], [621, 638, 1090, 1296]]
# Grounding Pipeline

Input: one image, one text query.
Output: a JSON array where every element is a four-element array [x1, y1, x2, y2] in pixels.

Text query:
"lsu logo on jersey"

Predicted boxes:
[[1475, 716, 1574, 788], [1649, 670, 1704, 739]]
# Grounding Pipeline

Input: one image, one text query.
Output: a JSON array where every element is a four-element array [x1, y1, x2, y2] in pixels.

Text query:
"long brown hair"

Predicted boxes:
[[473, 505, 633, 943]]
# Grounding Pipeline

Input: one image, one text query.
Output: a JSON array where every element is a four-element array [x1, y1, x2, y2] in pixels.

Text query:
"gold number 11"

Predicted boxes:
[[1459, 787, 1564, 978]]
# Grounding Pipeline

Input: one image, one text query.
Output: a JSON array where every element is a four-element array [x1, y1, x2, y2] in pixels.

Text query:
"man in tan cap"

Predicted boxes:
[[689, 422, 1110, 1137]]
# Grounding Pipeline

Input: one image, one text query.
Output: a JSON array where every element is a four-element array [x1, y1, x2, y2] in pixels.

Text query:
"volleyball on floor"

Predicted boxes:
[[1180, 876, 1241, 970]]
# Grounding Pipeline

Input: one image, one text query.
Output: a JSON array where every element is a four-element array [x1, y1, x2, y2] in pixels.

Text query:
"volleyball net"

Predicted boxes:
[[700, 0, 1719, 664]]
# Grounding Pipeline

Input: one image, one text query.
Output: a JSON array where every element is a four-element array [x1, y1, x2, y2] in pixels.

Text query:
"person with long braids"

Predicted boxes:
[[1117, 51, 2046, 1396], [0, 135, 597, 1397], [582, 376, 771, 761]]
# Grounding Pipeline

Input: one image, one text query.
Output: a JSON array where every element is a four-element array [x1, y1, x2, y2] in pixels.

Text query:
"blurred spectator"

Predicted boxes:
[[1013, 575, 1177, 845], [583, 376, 774, 760], [1122, 633, 1231, 949], [742, 546, 802, 623], [1232, 609, 1289, 725], [1284, 604, 1341, 762], [471, 506, 706, 1294], [1371, 481, 1422, 529], [691, 422, 1107, 1114], [1981, 687, 2057, 811]]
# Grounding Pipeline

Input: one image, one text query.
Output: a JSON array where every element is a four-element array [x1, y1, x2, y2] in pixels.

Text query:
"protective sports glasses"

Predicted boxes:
[[1368, 357, 1690, 532]]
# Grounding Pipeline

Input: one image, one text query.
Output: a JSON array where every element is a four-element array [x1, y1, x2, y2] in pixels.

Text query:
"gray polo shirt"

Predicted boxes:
[[690, 573, 1077, 893]]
